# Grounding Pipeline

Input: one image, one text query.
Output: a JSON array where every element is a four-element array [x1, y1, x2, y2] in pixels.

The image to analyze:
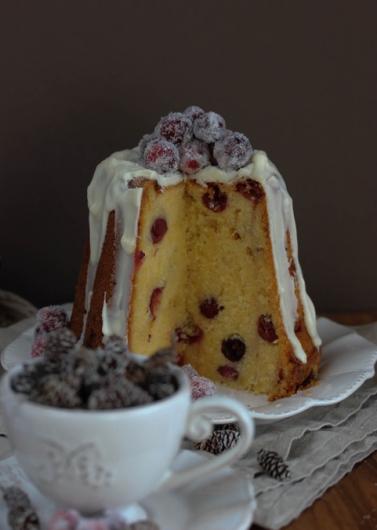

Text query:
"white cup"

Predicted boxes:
[[1, 364, 254, 514]]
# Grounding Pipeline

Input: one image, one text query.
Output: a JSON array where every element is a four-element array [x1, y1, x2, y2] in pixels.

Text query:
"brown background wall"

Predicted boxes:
[[0, 0, 376, 311]]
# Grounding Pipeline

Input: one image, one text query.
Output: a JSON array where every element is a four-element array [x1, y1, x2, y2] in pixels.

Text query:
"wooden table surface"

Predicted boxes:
[[252, 311, 377, 530]]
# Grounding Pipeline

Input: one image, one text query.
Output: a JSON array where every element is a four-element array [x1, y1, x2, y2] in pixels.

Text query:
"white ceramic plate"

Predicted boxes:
[[0, 451, 256, 530], [2, 317, 377, 423]]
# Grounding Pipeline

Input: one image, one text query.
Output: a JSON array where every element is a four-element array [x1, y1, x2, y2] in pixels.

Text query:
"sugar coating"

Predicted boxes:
[[183, 105, 205, 121], [31, 305, 69, 358], [154, 112, 192, 145], [182, 364, 216, 399], [143, 139, 179, 173], [179, 140, 210, 175], [48, 510, 80, 530], [193, 111, 226, 143], [213, 131, 253, 170], [36, 306, 68, 334], [31, 333, 47, 358]]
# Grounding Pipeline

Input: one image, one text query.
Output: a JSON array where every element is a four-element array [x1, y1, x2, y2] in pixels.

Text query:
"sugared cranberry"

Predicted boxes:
[[155, 112, 192, 145], [258, 314, 278, 343], [149, 287, 164, 319], [36, 306, 68, 334], [138, 132, 156, 156], [179, 140, 210, 175], [217, 365, 239, 380], [31, 334, 47, 358], [202, 184, 228, 212], [193, 111, 226, 143], [175, 323, 203, 344], [214, 131, 253, 170], [235, 179, 265, 204], [48, 510, 80, 530], [221, 335, 246, 362], [134, 250, 145, 267], [182, 364, 216, 399], [144, 139, 179, 173], [184, 105, 205, 121], [151, 217, 168, 244], [199, 297, 223, 319]]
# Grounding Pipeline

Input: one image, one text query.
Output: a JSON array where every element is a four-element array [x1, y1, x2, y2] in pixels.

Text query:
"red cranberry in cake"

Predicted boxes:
[[149, 287, 164, 319], [179, 140, 210, 175], [294, 319, 302, 333], [175, 323, 203, 344], [236, 179, 265, 204], [184, 105, 205, 121], [199, 297, 223, 319], [134, 250, 145, 267], [151, 218, 168, 244], [214, 131, 253, 170], [193, 111, 226, 143], [221, 335, 246, 362], [258, 314, 278, 343], [155, 112, 192, 145], [144, 139, 179, 173], [202, 184, 228, 212], [217, 365, 239, 380]]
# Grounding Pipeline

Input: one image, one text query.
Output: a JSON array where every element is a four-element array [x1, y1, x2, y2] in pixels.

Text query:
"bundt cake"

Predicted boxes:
[[70, 106, 321, 399]]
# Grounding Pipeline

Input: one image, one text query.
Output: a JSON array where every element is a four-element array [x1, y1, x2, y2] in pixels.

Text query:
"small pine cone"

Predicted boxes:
[[30, 376, 82, 409], [196, 428, 240, 455], [257, 449, 290, 481], [44, 328, 77, 360], [8, 507, 40, 530], [104, 335, 128, 356]]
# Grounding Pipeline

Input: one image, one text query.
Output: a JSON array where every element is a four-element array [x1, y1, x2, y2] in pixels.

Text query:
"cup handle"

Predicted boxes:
[[160, 395, 254, 492]]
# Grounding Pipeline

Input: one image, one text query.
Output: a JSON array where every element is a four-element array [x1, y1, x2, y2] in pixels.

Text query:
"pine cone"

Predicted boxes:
[[196, 427, 240, 455], [257, 449, 290, 480]]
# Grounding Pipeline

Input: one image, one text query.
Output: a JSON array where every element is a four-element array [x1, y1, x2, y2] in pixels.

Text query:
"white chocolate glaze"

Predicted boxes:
[[85, 148, 321, 360]]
